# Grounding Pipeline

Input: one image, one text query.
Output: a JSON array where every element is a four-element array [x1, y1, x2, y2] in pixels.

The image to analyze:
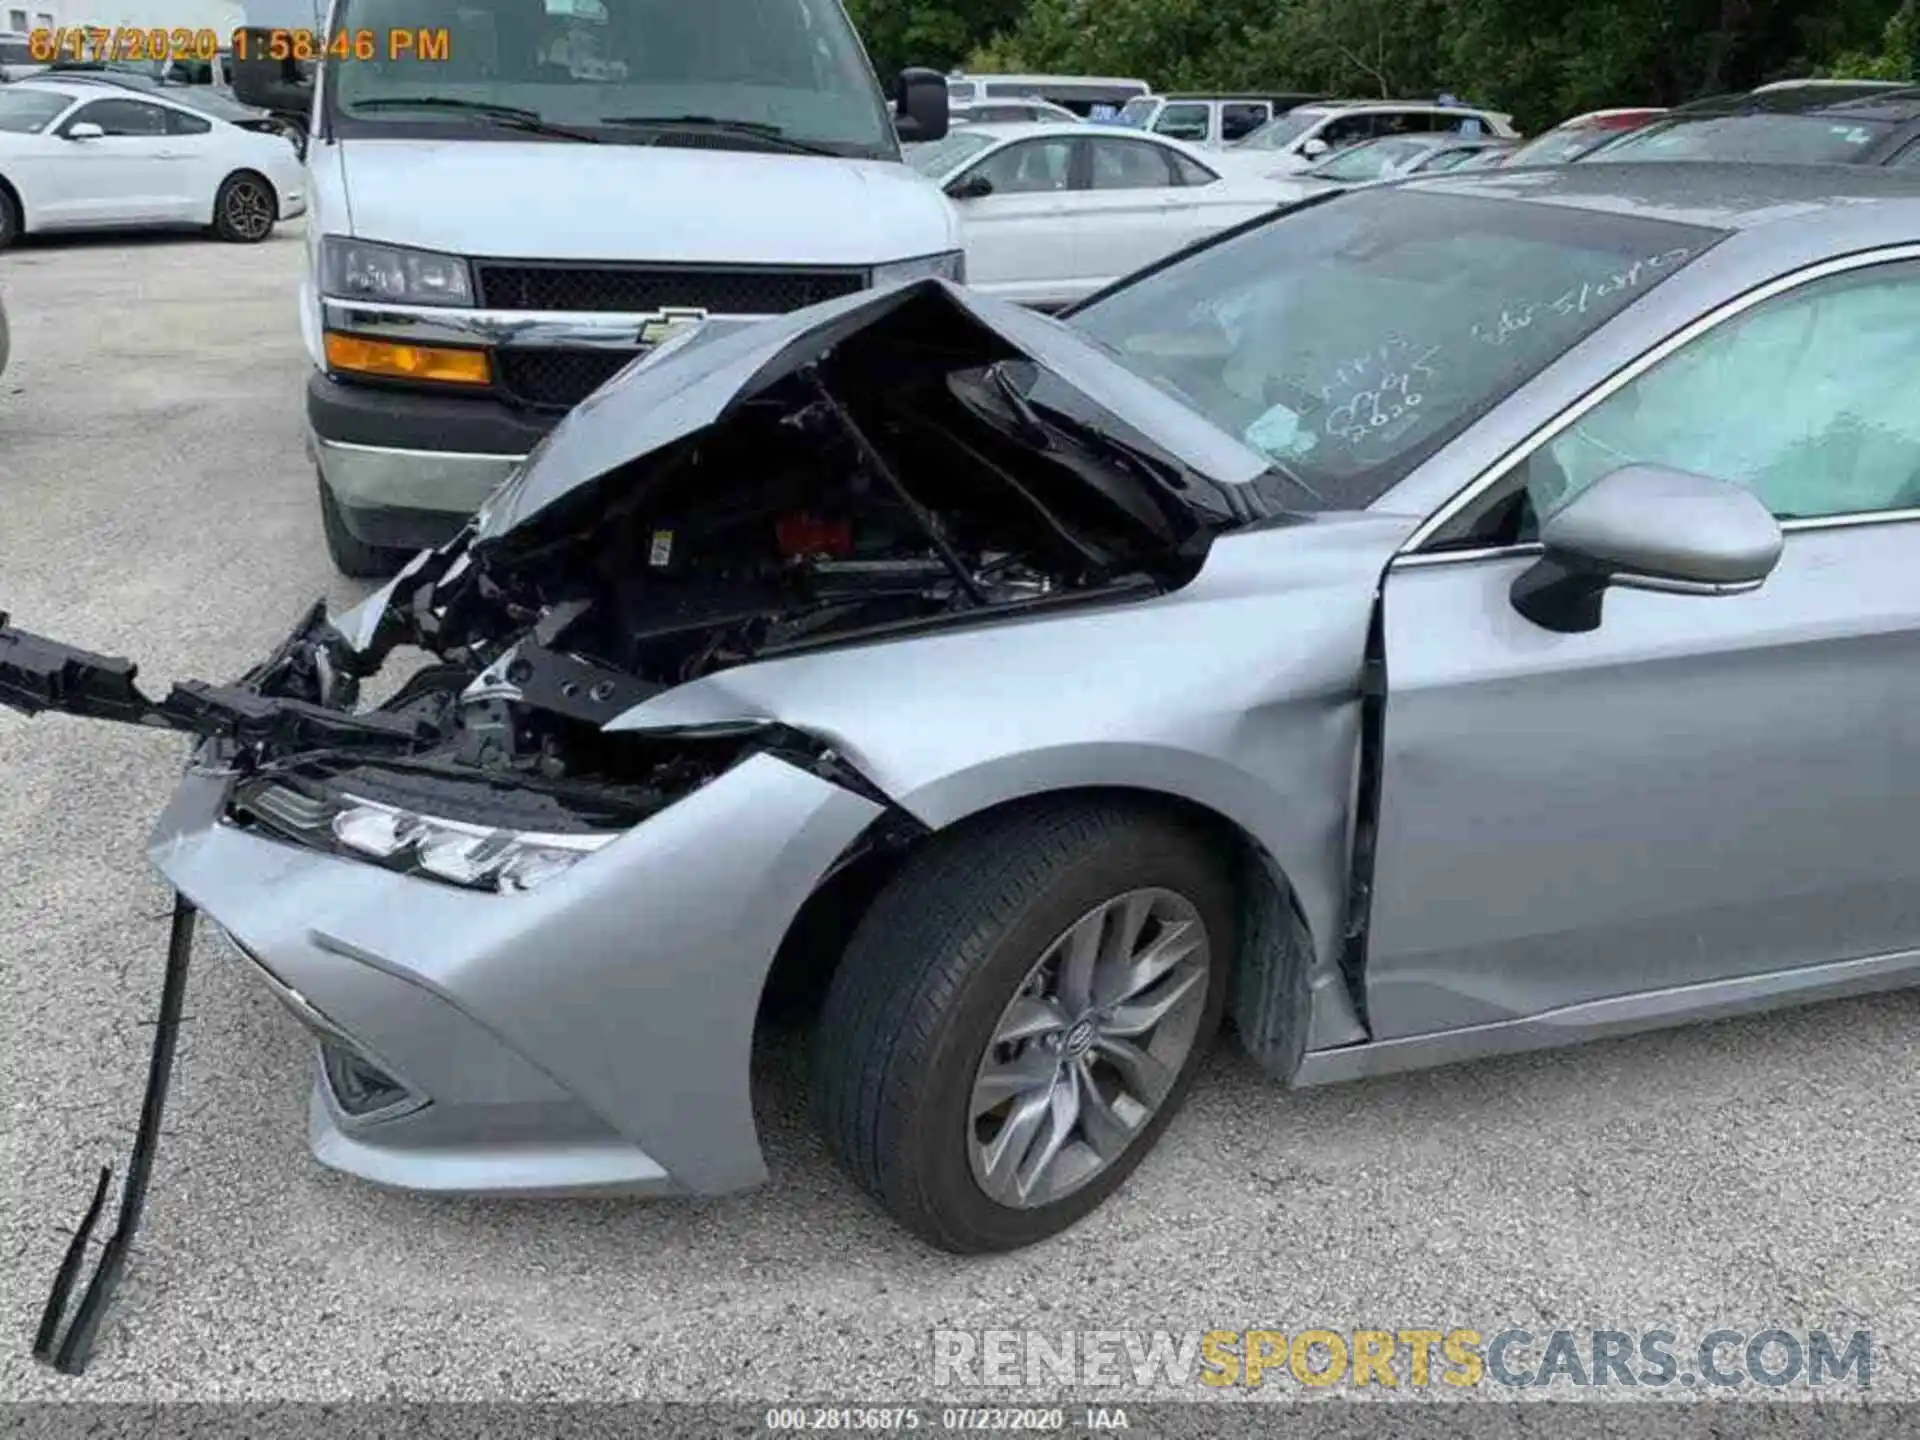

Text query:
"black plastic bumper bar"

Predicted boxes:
[[32, 894, 197, 1375]]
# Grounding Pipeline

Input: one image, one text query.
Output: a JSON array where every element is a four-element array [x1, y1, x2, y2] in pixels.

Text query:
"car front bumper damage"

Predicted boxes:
[[2, 600, 883, 1373]]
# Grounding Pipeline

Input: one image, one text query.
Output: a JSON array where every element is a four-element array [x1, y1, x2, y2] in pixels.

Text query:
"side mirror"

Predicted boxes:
[[1300, 136, 1329, 159], [1511, 464, 1783, 634], [944, 172, 993, 200], [65, 122, 105, 140], [894, 66, 949, 144], [229, 29, 314, 119]]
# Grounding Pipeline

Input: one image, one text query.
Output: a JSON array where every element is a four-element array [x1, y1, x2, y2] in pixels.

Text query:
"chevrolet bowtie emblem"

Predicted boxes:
[[637, 307, 709, 346]]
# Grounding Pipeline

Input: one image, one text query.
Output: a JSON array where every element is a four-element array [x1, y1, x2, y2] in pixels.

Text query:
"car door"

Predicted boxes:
[[945, 135, 1082, 307], [1149, 101, 1212, 147], [50, 96, 182, 224], [1069, 135, 1205, 294], [1365, 250, 1920, 1040], [157, 103, 223, 220], [1219, 101, 1271, 147]]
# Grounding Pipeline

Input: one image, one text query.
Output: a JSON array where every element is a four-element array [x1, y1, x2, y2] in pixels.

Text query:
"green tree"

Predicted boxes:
[[845, 0, 1030, 76], [968, 0, 1911, 134]]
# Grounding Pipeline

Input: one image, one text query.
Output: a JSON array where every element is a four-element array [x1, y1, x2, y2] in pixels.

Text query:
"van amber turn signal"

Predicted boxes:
[[324, 332, 491, 386]]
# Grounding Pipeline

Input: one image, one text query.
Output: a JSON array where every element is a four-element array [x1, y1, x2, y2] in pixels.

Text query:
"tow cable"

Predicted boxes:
[[32, 893, 198, 1375]]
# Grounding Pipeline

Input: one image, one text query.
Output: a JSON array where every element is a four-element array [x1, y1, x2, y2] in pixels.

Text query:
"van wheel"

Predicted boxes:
[[811, 799, 1235, 1253], [0, 187, 20, 250], [317, 471, 411, 579], [212, 171, 276, 243]]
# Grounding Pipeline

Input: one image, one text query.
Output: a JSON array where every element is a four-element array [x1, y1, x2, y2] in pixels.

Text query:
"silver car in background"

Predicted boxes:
[[7, 163, 1920, 1260]]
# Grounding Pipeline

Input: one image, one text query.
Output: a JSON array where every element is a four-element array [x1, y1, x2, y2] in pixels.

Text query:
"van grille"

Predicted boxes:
[[474, 262, 868, 315], [495, 348, 639, 410]]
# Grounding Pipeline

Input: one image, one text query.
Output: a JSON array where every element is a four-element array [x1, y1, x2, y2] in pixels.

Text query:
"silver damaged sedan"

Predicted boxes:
[[8, 163, 1920, 1260]]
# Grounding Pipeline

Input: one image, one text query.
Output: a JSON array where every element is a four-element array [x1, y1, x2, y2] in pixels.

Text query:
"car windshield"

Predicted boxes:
[[328, 0, 899, 158], [1116, 96, 1155, 127], [1312, 135, 1429, 181], [0, 88, 68, 131], [1232, 108, 1330, 151], [1065, 188, 1721, 508], [906, 128, 993, 177], [1505, 127, 1616, 166], [1591, 112, 1896, 165]]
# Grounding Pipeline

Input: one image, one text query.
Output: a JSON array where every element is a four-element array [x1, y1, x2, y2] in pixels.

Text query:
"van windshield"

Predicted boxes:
[[328, 0, 900, 158]]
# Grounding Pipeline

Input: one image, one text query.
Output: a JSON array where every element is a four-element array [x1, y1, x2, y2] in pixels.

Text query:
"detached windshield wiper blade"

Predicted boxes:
[[599, 113, 839, 156], [348, 96, 603, 142]]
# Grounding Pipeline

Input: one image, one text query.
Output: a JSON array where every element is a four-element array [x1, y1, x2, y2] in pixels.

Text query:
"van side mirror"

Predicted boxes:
[[894, 66, 949, 144], [1510, 464, 1784, 633], [229, 30, 314, 120]]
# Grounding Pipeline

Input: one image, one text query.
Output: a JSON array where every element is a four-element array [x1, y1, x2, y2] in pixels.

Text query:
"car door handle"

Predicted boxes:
[[156, 149, 185, 159]]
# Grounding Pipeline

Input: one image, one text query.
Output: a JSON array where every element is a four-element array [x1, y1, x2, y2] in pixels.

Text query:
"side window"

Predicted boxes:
[[1890, 137, 1920, 169], [1089, 137, 1177, 190], [1515, 262, 1920, 527], [1167, 150, 1219, 186], [1151, 102, 1211, 143], [63, 99, 169, 137], [1318, 114, 1379, 150], [966, 137, 1076, 195], [164, 107, 213, 136], [1220, 102, 1269, 142]]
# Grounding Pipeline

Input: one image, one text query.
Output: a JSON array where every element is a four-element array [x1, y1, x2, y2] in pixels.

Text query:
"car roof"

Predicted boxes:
[[1161, 92, 1326, 103], [1400, 158, 1920, 233], [1671, 84, 1920, 119], [1292, 98, 1513, 122], [952, 120, 1183, 143], [4, 78, 112, 102], [3, 75, 231, 116]]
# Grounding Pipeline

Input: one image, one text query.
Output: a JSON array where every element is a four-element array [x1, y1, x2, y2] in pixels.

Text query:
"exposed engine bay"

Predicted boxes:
[[1, 284, 1264, 886]]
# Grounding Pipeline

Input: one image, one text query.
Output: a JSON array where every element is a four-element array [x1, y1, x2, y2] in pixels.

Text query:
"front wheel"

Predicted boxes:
[[211, 171, 276, 243], [811, 799, 1236, 1253], [317, 470, 413, 579]]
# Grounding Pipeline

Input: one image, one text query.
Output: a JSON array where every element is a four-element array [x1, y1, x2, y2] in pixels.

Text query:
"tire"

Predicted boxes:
[[0, 186, 20, 251], [811, 798, 1237, 1253], [211, 171, 276, 244], [317, 471, 412, 579]]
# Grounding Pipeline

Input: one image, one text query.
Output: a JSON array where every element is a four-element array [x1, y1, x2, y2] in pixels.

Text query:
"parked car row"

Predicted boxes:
[[909, 122, 1290, 310]]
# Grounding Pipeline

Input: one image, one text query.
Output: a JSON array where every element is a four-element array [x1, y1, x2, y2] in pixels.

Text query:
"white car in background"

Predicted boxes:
[[1212, 99, 1518, 178], [0, 79, 305, 249], [951, 98, 1082, 126], [910, 122, 1284, 310]]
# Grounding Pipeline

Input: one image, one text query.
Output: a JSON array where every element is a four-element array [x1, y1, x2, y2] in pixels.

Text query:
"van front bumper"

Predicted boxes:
[[308, 373, 554, 550]]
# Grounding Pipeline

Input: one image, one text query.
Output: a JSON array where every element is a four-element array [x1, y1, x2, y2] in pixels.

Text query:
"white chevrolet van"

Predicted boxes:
[[237, 0, 956, 576]]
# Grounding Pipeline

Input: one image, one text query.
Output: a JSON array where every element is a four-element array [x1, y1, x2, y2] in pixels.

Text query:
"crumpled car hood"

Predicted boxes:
[[474, 277, 1279, 543]]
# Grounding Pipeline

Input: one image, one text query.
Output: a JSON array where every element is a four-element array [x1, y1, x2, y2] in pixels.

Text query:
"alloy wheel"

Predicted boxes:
[[225, 181, 273, 240], [966, 886, 1211, 1209]]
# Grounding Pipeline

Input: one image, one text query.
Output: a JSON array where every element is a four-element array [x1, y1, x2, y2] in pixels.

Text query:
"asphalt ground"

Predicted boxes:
[[1, 228, 1916, 1409]]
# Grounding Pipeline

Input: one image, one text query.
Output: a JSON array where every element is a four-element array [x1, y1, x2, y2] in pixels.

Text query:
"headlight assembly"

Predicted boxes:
[[870, 249, 966, 288], [235, 779, 621, 895], [320, 236, 475, 307]]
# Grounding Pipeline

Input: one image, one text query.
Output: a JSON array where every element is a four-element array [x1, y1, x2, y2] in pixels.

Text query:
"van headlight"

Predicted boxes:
[[870, 250, 966, 288], [321, 237, 475, 306]]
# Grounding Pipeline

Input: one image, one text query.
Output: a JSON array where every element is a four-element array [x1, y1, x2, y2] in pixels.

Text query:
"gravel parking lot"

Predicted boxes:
[[2, 231, 1917, 1407]]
